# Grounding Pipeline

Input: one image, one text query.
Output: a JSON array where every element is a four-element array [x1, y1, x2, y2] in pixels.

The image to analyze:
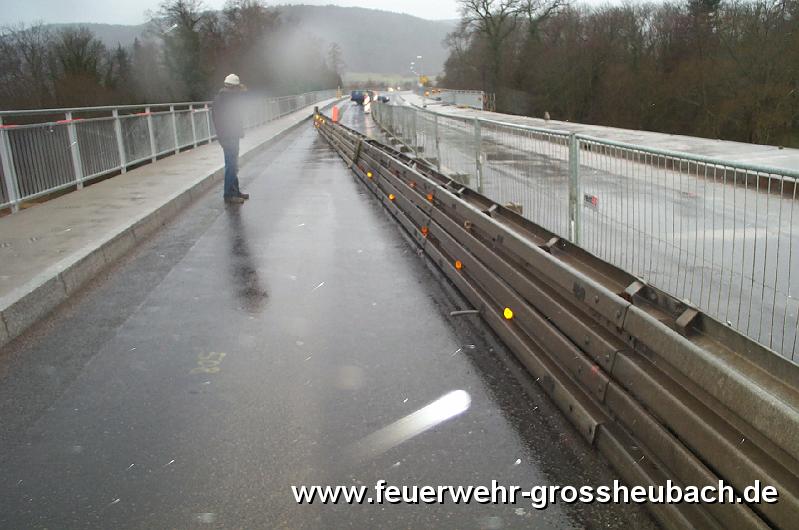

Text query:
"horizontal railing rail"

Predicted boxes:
[[316, 111, 799, 529], [0, 90, 337, 212], [371, 101, 799, 362]]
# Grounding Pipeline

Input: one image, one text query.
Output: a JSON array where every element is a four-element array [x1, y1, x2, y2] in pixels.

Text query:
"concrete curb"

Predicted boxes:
[[0, 100, 339, 350]]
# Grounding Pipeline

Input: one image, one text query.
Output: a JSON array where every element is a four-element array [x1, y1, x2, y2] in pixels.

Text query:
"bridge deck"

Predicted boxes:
[[0, 109, 655, 528], [0, 100, 337, 347]]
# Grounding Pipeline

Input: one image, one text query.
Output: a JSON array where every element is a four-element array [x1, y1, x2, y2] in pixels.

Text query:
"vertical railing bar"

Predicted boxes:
[[170, 105, 180, 154], [0, 116, 21, 212], [145, 107, 156, 163], [66, 111, 85, 190], [474, 118, 483, 194], [190, 104, 198, 148], [113, 109, 127, 173], [568, 133, 581, 245]]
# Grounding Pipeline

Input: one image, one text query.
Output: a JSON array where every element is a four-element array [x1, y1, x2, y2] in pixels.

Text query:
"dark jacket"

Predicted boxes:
[[212, 88, 244, 142]]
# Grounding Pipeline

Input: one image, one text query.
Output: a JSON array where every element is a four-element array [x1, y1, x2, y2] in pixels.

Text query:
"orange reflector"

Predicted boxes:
[[426, 193, 434, 202], [454, 260, 463, 270], [367, 171, 373, 178], [388, 194, 396, 201], [421, 226, 429, 237], [503, 307, 514, 320]]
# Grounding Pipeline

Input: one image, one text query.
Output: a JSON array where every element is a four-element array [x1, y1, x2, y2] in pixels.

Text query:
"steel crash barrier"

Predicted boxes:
[[314, 112, 799, 529], [371, 102, 799, 364], [0, 90, 337, 213]]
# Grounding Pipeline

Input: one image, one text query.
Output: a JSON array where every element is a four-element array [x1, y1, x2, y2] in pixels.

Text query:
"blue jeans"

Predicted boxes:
[[220, 139, 241, 198]]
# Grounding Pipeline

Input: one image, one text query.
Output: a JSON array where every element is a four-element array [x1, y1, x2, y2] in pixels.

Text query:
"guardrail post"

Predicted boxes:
[[189, 104, 198, 147], [474, 118, 483, 193], [112, 109, 127, 173], [568, 133, 581, 245], [66, 112, 85, 189], [434, 113, 441, 171], [0, 116, 21, 212], [145, 107, 156, 162], [170, 105, 179, 154]]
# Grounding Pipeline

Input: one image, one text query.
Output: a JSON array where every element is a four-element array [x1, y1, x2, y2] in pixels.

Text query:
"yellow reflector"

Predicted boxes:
[[388, 194, 396, 201], [367, 171, 373, 178], [503, 307, 514, 320], [454, 260, 463, 270]]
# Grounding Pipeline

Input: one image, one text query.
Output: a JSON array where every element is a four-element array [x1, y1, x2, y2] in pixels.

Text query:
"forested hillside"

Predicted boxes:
[[442, 0, 799, 147]]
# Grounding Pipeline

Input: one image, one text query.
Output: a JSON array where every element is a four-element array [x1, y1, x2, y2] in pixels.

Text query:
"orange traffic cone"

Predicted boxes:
[[332, 106, 340, 123]]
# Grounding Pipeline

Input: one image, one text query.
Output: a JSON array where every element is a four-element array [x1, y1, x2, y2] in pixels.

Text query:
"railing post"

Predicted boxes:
[[112, 109, 127, 173], [145, 107, 156, 162], [170, 105, 179, 154], [411, 110, 418, 153], [190, 104, 198, 147], [568, 133, 582, 245], [66, 112, 85, 189], [474, 118, 483, 193], [204, 104, 212, 141], [0, 116, 21, 212], [434, 113, 441, 171]]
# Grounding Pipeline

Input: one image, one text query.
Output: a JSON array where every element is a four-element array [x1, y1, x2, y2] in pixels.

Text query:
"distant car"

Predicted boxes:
[[350, 90, 365, 105], [377, 95, 390, 103]]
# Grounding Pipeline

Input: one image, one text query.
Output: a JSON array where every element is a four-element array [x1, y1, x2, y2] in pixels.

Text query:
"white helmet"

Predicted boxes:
[[224, 74, 240, 86]]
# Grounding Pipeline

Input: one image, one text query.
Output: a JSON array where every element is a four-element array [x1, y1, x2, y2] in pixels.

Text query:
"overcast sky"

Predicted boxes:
[[0, 0, 463, 26]]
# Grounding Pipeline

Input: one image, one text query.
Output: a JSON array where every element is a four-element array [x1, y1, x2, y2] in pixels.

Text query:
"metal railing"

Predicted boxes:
[[372, 102, 799, 361], [318, 109, 799, 530], [0, 90, 336, 212]]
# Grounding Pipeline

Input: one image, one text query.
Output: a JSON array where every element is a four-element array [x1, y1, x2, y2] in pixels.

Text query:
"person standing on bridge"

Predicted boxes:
[[213, 74, 249, 204]]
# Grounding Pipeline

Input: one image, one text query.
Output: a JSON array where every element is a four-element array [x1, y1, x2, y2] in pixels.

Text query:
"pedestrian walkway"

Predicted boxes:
[[0, 98, 339, 347]]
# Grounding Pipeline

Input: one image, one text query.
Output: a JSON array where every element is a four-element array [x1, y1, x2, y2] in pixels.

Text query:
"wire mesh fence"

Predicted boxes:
[[371, 102, 799, 362], [0, 90, 336, 212]]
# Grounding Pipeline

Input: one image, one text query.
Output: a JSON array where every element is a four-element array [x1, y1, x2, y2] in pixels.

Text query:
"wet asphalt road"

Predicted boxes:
[[0, 112, 656, 529]]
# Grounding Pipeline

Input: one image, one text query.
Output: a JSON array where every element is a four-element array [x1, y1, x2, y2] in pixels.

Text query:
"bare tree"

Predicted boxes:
[[327, 42, 345, 77], [154, 0, 209, 100], [458, 0, 521, 94]]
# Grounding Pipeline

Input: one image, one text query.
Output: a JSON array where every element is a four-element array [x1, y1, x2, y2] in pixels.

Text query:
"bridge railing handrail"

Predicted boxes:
[[0, 92, 332, 120], [372, 100, 799, 362], [0, 90, 337, 212]]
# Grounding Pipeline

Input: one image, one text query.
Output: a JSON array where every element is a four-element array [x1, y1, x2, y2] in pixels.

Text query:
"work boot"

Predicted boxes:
[[239, 192, 250, 200], [224, 196, 245, 204]]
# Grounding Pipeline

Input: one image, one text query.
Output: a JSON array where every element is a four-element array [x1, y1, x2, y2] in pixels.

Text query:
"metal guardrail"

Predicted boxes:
[[372, 102, 799, 362], [316, 112, 799, 529], [0, 90, 336, 212]]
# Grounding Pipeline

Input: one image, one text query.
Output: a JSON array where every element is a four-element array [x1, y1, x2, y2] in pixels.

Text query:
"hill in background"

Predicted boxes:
[[44, 5, 454, 79], [278, 5, 454, 77]]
